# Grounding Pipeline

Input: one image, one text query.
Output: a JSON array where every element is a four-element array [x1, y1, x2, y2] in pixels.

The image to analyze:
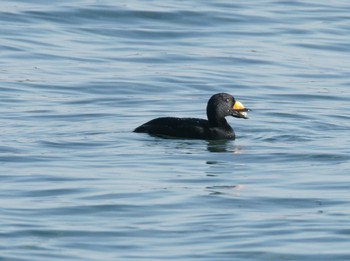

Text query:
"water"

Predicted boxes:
[[1, 0, 350, 260]]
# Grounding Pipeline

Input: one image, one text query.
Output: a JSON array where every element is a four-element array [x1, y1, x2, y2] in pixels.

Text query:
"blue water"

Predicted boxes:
[[1, 0, 350, 260]]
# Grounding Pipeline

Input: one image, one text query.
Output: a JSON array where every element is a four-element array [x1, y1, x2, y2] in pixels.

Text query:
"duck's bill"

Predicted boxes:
[[231, 101, 250, 119]]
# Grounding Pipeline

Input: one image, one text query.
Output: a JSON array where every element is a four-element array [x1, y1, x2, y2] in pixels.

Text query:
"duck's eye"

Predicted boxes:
[[226, 98, 230, 102]]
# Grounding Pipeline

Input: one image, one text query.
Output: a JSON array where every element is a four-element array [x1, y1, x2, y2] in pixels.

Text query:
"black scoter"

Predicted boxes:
[[134, 93, 249, 140]]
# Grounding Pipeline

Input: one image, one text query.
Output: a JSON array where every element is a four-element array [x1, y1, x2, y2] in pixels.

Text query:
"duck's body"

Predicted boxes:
[[134, 116, 235, 140], [134, 93, 249, 140]]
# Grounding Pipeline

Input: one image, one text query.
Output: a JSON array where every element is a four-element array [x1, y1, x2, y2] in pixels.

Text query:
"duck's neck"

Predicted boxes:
[[208, 116, 231, 129]]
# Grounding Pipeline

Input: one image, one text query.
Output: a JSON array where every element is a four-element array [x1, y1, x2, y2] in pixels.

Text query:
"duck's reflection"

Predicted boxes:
[[206, 139, 230, 152], [206, 140, 244, 154]]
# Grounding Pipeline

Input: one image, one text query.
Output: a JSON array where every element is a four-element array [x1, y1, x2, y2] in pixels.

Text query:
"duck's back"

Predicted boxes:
[[134, 117, 235, 140]]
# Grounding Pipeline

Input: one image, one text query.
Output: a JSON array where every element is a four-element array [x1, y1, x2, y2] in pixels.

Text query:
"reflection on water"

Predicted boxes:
[[206, 140, 245, 154]]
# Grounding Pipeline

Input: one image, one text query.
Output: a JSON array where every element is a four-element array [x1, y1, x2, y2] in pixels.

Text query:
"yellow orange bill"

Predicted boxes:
[[232, 100, 249, 119], [233, 101, 246, 111]]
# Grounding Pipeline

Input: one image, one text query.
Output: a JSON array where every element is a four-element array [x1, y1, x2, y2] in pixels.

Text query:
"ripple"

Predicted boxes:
[[1, 0, 350, 260]]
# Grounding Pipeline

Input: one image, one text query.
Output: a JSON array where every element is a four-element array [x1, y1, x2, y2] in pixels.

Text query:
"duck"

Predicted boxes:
[[134, 93, 249, 140]]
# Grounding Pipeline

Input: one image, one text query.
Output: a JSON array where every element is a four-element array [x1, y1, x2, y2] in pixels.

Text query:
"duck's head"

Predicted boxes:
[[207, 93, 250, 121]]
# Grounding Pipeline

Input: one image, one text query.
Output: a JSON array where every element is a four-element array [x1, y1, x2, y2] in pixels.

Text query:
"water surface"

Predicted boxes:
[[1, 0, 350, 260]]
